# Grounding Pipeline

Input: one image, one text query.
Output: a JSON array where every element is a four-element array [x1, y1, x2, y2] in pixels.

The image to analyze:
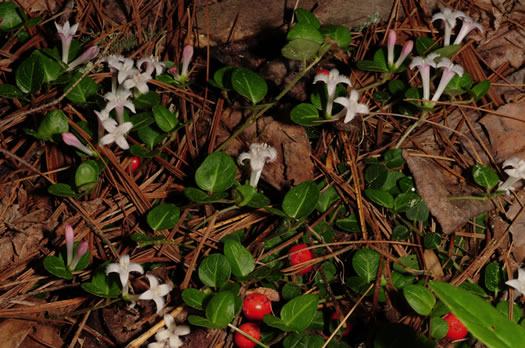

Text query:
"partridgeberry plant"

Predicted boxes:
[[3, 2, 525, 348]]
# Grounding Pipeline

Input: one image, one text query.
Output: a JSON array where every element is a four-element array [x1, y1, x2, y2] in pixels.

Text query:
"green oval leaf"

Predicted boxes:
[[403, 284, 436, 316], [16, 54, 44, 93], [290, 103, 320, 126], [205, 291, 236, 327], [0, 83, 23, 98], [32, 50, 63, 83], [65, 73, 99, 104], [287, 23, 324, 44], [484, 262, 503, 292], [43, 255, 72, 280], [394, 192, 422, 213], [282, 181, 320, 219], [212, 66, 235, 89], [365, 164, 388, 189], [320, 25, 351, 48], [471, 80, 490, 101], [356, 60, 387, 73], [81, 271, 121, 298], [384, 149, 405, 168], [182, 288, 208, 311], [365, 188, 394, 208], [423, 232, 441, 250], [195, 152, 236, 193], [405, 200, 429, 222], [184, 187, 228, 203], [198, 253, 231, 288], [373, 49, 388, 72], [281, 39, 321, 61], [336, 214, 361, 233], [472, 164, 499, 189], [0, 2, 23, 31], [153, 105, 178, 132], [431, 316, 449, 339], [48, 183, 76, 197], [137, 125, 166, 150], [352, 248, 380, 283], [280, 294, 320, 330], [432, 44, 461, 59], [231, 68, 268, 105], [392, 225, 411, 241], [430, 281, 525, 348], [295, 8, 320, 28], [415, 37, 437, 56], [36, 110, 69, 140], [146, 203, 181, 231], [223, 239, 255, 278], [75, 160, 99, 187]]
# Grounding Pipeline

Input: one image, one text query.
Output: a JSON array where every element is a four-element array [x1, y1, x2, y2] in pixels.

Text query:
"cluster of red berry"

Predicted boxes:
[[234, 244, 315, 347]]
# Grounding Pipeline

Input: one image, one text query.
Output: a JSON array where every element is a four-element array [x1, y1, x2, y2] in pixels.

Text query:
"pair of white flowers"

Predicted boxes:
[[432, 8, 483, 47], [313, 69, 369, 124], [105, 254, 171, 313]]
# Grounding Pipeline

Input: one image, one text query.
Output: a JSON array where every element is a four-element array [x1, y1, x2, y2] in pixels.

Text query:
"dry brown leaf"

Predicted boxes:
[[21, 322, 64, 348], [0, 319, 32, 348], [404, 152, 494, 234], [423, 249, 444, 278], [245, 287, 280, 302], [479, 103, 525, 162]]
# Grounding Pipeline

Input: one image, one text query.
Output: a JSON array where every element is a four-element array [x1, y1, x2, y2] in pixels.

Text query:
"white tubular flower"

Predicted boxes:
[[122, 70, 153, 95], [147, 314, 191, 348], [139, 275, 172, 314], [138, 56, 166, 76], [67, 46, 100, 71], [453, 16, 483, 45], [432, 8, 466, 46], [431, 57, 464, 103], [498, 157, 525, 194], [334, 89, 369, 123], [104, 87, 136, 124], [62, 132, 95, 156], [99, 121, 133, 150], [106, 254, 144, 296], [55, 21, 79, 63], [506, 268, 525, 296], [238, 143, 277, 187], [313, 69, 351, 117], [116, 58, 138, 84], [409, 53, 439, 101]]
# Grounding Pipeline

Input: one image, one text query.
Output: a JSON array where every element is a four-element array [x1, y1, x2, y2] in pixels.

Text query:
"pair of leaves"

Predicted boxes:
[[212, 66, 268, 105], [188, 290, 239, 329], [198, 240, 255, 288], [43, 243, 91, 280]]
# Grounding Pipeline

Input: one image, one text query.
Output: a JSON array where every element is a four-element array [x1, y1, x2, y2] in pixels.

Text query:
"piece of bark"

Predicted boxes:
[[195, 0, 394, 45], [479, 103, 525, 162], [404, 152, 494, 234]]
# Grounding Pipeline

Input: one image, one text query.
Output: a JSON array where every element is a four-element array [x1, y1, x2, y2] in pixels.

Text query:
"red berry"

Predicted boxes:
[[242, 293, 272, 321], [443, 312, 468, 340], [234, 322, 260, 348], [330, 312, 351, 336], [317, 69, 330, 75], [289, 244, 314, 275], [128, 156, 140, 173]]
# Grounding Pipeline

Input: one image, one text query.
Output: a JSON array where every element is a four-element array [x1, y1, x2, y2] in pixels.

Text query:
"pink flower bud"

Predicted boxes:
[[181, 45, 194, 77], [62, 132, 94, 156], [387, 30, 397, 66], [67, 46, 100, 71], [65, 225, 74, 266], [393, 40, 414, 69], [69, 241, 89, 270]]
